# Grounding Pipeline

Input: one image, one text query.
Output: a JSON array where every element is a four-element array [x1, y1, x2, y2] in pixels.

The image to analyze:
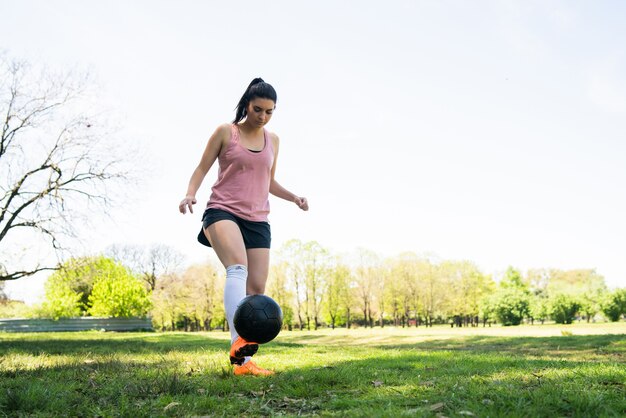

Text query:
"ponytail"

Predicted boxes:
[[233, 78, 277, 124]]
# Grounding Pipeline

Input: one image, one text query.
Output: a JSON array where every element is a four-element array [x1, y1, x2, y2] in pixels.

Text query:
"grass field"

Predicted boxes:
[[1, 323, 625, 417]]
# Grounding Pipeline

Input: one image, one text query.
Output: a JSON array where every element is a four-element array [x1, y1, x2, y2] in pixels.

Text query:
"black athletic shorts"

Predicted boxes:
[[197, 208, 271, 249]]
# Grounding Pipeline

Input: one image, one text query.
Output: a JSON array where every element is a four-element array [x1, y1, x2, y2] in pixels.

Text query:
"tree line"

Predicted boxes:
[[1, 56, 624, 328], [2, 239, 625, 329]]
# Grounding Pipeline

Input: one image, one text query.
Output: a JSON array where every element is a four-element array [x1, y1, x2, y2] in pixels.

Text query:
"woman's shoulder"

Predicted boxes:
[[206, 123, 234, 151], [211, 123, 235, 143], [216, 123, 234, 136], [266, 130, 280, 149]]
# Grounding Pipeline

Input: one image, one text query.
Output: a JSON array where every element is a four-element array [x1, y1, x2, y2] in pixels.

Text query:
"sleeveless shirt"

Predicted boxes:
[[207, 124, 274, 222]]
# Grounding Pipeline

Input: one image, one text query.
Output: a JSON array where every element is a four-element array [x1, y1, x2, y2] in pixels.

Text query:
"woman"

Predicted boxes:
[[179, 78, 308, 376]]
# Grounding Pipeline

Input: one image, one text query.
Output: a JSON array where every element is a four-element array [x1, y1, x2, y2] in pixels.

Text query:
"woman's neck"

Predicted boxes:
[[239, 120, 264, 135]]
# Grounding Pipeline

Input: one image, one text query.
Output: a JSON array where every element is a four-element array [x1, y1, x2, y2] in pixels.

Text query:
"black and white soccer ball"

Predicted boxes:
[[234, 294, 283, 344]]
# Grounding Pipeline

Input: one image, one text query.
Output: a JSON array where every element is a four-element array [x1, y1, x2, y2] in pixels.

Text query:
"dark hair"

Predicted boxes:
[[233, 78, 277, 124]]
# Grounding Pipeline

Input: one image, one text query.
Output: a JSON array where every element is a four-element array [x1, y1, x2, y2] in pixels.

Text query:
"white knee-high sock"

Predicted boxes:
[[224, 264, 247, 344]]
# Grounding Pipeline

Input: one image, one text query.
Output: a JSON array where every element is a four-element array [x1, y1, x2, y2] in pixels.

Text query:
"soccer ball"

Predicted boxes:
[[233, 294, 283, 344]]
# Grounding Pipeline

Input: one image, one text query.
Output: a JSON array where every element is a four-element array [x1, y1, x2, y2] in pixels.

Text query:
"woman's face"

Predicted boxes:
[[246, 98, 275, 127]]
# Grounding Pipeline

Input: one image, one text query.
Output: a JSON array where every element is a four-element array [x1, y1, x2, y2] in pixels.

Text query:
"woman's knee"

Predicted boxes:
[[247, 281, 266, 295], [246, 270, 268, 294], [245, 248, 269, 292]]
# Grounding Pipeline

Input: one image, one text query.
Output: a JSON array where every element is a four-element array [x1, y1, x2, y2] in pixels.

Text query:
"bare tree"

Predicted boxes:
[[0, 56, 132, 280], [325, 262, 351, 329], [106, 243, 185, 290], [302, 241, 329, 330], [352, 248, 380, 328], [276, 239, 306, 330], [151, 263, 222, 331]]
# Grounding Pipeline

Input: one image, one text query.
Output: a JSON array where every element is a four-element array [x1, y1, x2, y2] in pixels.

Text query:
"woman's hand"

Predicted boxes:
[[179, 196, 197, 214], [294, 196, 309, 211]]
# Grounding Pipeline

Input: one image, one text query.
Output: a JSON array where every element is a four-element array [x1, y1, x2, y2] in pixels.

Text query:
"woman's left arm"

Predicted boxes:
[[269, 133, 309, 211]]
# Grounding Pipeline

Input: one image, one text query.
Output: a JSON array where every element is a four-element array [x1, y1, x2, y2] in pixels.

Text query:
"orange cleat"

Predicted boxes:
[[233, 360, 275, 376], [229, 336, 258, 365]]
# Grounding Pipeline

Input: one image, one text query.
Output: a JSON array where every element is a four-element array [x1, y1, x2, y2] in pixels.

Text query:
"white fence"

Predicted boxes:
[[0, 317, 153, 332]]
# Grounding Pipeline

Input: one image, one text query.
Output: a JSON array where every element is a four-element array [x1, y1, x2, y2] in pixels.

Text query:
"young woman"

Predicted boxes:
[[179, 78, 308, 376]]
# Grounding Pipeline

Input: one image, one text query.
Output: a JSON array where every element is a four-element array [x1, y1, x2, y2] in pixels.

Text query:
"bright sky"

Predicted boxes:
[[2, 0, 625, 304]]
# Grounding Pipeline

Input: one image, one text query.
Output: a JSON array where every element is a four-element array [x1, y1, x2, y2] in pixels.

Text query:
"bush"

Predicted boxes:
[[38, 277, 83, 319], [89, 273, 151, 318], [489, 289, 530, 326], [549, 294, 581, 324], [35, 256, 151, 319], [530, 297, 549, 324], [601, 289, 626, 322]]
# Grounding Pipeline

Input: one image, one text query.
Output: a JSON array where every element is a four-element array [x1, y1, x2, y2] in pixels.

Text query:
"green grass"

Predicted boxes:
[[1, 323, 625, 417]]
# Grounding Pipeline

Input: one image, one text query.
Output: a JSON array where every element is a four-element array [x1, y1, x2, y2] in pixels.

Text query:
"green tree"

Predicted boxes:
[[480, 294, 495, 327], [549, 294, 581, 324], [38, 270, 82, 319], [34, 257, 123, 319], [353, 248, 380, 328], [527, 268, 607, 323], [489, 289, 530, 326], [547, 269, 607, 297], [341, 264, 357, 329], [441, 260, 492, 327], [276, 239, 306, 330], [579, 294, 600, 323], [389, 252, 430, 327], [184, 263, 221, 330], [268, 261, 295, 330], [501, 266, 528, 291], [601, 289, 626, 322], [385, 254, 410, 327], [150, 263, 223, 331], [419, 260, 445, 327], [529, 295, 549, 324], [302, 241, 329, 330], [151, 274, 183, 331], [373, 263, 388, 327], [488, 268, 531, 326], [88, 268, 151, 318], [324, 262, 351, 329], [53, 256, 128, 311], [547, 269, 608, 319]]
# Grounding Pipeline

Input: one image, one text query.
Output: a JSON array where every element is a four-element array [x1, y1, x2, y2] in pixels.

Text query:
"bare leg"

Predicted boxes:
[[204, 221, 270, 295], [246, 248, 270, 295], [204, 220, 247, 268], [203, 223, 272, 373], [204, 220, 249, 346]]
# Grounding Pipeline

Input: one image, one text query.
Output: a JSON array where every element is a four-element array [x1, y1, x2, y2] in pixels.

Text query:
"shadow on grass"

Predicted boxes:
[[0, 332, 229, 356], [2, 332, 624, 360], [1, 332, 624, 416], [264, 336, 626, 417], [378, 335, 626, 365], [274, 332, 626, 358], [0, 356, 223, 415]]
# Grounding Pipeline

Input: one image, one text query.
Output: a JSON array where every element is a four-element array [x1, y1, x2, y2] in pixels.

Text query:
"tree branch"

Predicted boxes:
[[0, 164, 54, 225], [0, 56, 134, 281], [0, 266, 59, 281]]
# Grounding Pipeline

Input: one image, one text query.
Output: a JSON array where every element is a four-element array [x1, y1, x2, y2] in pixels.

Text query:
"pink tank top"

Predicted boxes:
[[207, 124, 274, 222]]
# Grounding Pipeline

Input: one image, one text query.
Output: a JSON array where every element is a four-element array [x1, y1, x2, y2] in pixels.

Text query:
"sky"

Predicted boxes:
[[2, 0, 625, 304]]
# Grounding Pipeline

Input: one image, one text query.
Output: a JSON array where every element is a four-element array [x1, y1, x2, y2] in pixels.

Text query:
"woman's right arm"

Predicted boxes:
[[179, 124, 229, 214]]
